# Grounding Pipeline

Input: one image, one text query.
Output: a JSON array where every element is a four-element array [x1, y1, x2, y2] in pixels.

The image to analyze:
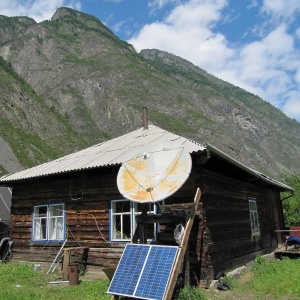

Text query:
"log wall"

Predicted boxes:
[[9, 166, 126, 267], [196, 169, 278, 281]]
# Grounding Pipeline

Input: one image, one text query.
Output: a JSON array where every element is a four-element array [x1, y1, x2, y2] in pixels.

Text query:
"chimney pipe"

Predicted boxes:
[[143, 106, 148, 130]]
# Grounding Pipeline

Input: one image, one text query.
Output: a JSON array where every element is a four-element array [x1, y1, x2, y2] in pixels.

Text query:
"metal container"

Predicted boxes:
[[68, 263, 79, 285]]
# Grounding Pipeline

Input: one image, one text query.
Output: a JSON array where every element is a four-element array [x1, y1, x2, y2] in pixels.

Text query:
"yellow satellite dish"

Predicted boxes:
[[117, 142, 192, 202]]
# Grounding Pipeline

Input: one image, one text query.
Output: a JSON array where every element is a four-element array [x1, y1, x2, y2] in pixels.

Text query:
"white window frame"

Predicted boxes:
[[110, 199, 157, 242], [32, 203, 65, 242], [248, 198, 260, 236]]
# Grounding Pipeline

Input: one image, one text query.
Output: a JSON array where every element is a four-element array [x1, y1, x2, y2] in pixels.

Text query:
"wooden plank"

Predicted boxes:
[[164, 187, 201, 300], [64, 247, 89, 250], [62, 249, 70, 280]]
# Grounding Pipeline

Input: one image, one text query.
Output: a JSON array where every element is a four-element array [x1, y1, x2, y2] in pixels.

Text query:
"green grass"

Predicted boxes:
[[205, 256, 300, 300], [0, 263, 110, 300], [1, 258, 300, 300], [243, 256, 300, 299], [175, 285, 208, 300], [175, 256, 300, 300]]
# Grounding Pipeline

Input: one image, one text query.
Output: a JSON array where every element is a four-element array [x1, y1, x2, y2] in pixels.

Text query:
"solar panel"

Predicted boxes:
[[107, 244, 178, 300]]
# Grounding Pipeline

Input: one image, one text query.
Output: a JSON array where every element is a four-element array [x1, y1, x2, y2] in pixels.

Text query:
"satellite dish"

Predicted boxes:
[[117, 141, 192, 203]]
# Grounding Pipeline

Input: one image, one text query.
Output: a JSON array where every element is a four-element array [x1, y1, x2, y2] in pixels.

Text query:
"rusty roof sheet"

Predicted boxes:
[[0, 125, 205, 182]]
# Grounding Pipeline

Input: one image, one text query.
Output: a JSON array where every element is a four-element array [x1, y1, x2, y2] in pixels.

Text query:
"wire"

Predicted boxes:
[[41, 240, 51, 257], [66, 211, 108, 243], [69, 178, 86, 201], [67, 224, 82, 247]]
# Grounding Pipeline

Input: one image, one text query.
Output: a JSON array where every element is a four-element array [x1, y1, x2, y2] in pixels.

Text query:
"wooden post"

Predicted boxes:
[[164, 187, 201, 300], [62, 247, 89, 280], [184, 244, 190, 286], [62, 249, 71, 280]]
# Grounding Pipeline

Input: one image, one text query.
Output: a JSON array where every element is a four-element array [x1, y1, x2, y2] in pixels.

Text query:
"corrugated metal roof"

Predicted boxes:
[[0, 125, 205, 182]]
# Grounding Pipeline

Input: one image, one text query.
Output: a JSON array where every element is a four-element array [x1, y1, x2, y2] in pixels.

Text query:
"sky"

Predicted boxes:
[[1, 0, 300, 123]]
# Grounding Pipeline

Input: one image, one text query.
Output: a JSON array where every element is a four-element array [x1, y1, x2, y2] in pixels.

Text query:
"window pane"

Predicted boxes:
[[122, 214, 131, 239], [136, 203, 144, 213], [48, 216, 64, 240], [135, 203, 154, 213], [115, 201, 130, 213], [249, 199, 259, 233], [34, 206, 47, 218], [57, 217, 64, 240], [49, 218, 56, 240], [34, 219, 41, 240], [34, 218, 47, 240], [49, 204, 63, 217], [250, 211, 254, 227], [113, 215, 121, 239], [249, 201, 256, 211]]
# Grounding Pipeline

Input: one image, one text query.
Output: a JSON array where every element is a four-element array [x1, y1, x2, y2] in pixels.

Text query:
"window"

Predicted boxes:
[[248, 198, 260, 235], [110, 199, 156, 242], [32, 203, 65, 241]]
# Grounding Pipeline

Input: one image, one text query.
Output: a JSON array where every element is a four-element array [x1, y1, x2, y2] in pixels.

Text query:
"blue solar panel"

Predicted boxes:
[[107, 244, 178, 300]]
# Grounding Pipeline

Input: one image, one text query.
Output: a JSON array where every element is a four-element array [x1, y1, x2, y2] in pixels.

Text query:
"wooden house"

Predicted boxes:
[[0, 123, 293, 286]]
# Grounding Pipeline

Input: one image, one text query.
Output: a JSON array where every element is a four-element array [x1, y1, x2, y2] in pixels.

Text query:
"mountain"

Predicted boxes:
[[0, 56, 85, 177], [0, 7, 300, 180]]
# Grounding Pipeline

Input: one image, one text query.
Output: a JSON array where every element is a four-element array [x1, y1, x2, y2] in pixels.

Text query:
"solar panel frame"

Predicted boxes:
[[107, 244, 178, 300]]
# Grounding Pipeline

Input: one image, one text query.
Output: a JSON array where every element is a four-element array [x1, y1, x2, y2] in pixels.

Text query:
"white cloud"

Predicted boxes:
[[262, 0, 300, 21], [216, 25, 300, 118], [129, 0, 232, 72], [0, 0, 81, 22], [166, 0, 227, 28], [128, 0, 300, 121]]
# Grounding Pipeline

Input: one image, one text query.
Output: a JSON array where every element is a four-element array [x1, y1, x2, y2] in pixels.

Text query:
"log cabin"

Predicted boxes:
[[0, 121, 293, 286]]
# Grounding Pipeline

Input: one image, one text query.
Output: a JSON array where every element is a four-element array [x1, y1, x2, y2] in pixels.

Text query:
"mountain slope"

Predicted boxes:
[[0, 7, 300, 180], [0, 56, 85, 176], [140, 49, 300, 175]]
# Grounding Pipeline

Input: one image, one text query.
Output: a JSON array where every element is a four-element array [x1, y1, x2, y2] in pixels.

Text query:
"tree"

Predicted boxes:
[[281, 175, 300, 227]]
